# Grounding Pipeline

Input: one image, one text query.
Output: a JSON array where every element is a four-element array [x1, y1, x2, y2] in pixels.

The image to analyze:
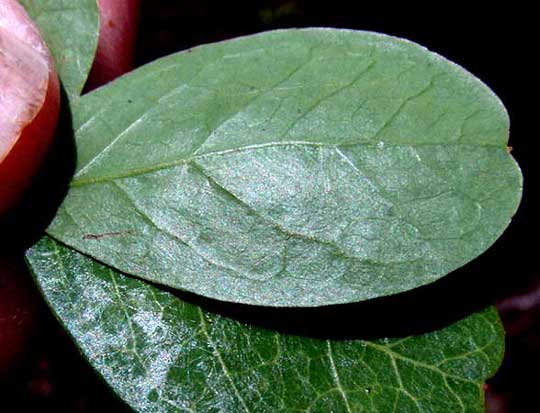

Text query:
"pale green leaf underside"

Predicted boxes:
[[20, 0, 99, 100], [26, 237, 504, 413], [47, 29, 522, 306]]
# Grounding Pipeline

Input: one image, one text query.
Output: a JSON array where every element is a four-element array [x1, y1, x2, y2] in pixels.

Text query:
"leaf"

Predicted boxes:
[[20, 0, 99, 101], [26, 236, 504, 413], [46, 28, 522, 306]]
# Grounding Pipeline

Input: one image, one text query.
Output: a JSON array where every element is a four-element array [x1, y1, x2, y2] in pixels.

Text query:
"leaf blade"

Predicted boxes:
[[26, 236, 504, 413], [20, 0, 99, 100], [47, 29, 522, 306]]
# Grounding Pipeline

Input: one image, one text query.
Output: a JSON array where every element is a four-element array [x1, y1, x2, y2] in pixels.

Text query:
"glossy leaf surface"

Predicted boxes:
[[27, 236, 504, 413], [47, 29, 522, 306]]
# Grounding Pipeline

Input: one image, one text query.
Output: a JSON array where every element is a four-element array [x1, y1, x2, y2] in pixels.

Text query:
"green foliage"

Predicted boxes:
[[15, 4, 519, 408], [46, 29, 522, 306], [27, 237, 504, 413]]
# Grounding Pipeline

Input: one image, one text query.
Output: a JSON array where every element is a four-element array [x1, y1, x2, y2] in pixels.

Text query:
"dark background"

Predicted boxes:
[[2, 1, 537, 412]]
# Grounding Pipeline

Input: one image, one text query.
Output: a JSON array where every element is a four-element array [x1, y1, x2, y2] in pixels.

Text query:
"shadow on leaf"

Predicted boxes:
[[167, 219, 521, 340]]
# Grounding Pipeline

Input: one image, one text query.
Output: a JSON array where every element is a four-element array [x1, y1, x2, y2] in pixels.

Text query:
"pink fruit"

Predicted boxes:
[[0, 0, 60, 215]]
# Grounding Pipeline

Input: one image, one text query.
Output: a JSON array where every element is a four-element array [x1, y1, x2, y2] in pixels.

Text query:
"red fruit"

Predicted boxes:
[[0, 0, 60, 216], [86, 0, 140, 89]]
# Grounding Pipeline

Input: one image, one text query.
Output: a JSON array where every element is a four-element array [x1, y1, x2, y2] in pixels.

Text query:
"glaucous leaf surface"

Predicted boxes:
[[27, 236, 504, 413], [20, 0, 99, 100], [47, 29, 522, 306]]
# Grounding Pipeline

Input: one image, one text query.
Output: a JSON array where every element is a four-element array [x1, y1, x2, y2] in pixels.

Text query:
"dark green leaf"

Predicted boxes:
[[26, 236, 504, 413], [20, 0, 99, 100], [47, 29, 522, 306]]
